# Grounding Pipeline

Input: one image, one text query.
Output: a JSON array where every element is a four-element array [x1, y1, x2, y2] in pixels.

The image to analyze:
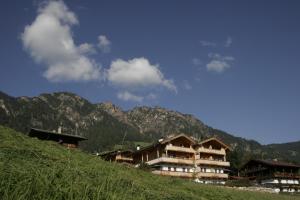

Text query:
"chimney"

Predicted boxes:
[[58, 126, 62, 134], [136, 145, 140, 151], [58, 122, 62, 134]]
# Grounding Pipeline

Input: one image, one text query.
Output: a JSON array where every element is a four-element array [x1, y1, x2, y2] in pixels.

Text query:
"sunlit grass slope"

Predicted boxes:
[[0, 125, 298, 200]]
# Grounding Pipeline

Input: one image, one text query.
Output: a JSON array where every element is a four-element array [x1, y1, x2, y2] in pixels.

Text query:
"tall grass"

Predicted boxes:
[[0, 126, 299, 200]]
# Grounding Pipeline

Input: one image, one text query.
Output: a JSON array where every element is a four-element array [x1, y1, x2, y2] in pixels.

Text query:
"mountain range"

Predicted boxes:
[[0, 91, 299, 168]]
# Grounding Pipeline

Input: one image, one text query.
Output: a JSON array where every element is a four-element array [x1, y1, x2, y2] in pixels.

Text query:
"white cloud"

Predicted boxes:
[[21, 1, 100, 82], [79, 43, 96, 54], [206, 60, 230, 73], [117, 91, 158, 102], [192, 58, 202, 66], [183, 80, 192, 90], [206, 53, 235, 73], [106, 57, 177, 92], [117, 91, 143, 102], [225, 36, 232, 47], [98, 35, 111, 53], [199, 40, 216, 47]]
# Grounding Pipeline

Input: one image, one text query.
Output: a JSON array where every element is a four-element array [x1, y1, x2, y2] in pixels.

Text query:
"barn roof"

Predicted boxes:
[[29, 128, 87, 141], [247, 159, 300, 168]]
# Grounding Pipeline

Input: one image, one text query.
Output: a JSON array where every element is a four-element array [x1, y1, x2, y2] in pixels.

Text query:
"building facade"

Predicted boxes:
[[132, 134, 231, 184], [240, 159, 300, 193], [194, 138, 230, 184]]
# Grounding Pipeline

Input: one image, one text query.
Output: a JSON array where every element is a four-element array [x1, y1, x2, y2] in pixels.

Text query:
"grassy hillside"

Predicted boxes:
[[0, 126, 298, 200]]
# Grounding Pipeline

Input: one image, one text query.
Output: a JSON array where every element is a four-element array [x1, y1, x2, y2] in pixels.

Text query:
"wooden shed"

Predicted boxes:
[[28, 128, 87, 148]]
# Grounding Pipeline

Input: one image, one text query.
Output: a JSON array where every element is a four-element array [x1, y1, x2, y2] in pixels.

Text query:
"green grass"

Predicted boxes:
[[0, 125, 298, 200]]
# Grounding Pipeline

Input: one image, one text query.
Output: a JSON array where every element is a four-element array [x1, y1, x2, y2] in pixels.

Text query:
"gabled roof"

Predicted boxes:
[[29, 128, 87, 141], [245, 159, 300, 168], [160, 133, 197, 145], [134, 134, 196, 153], [197, 137, 231, 150]]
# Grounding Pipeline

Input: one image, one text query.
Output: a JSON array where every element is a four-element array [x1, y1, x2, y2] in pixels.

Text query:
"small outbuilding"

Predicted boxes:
[[28, 127, 87, 148]]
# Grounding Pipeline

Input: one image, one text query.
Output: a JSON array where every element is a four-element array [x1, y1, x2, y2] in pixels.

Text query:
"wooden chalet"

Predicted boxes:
[[133, 134, 196, 178], [28, 128, 87, 148], [132, 134, 231, 184], [240, 159, 300, 193], [194, 137, 231, 184]]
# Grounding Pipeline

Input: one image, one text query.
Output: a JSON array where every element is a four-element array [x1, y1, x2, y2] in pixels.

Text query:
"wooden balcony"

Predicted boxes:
[[196, 159, 230, 167], [115, 155, 133, 162], [196, 172, 228, 179], [151, 170, 228, 179], [152, 170, 193, 178], [165, 145, 195, 154], [197, 147, 226, 155], [273, 172, 300, 179], [146, 156, 194, 165]]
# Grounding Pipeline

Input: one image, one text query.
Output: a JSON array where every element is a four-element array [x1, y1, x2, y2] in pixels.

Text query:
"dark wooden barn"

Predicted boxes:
[[28, 128, 87, 148]]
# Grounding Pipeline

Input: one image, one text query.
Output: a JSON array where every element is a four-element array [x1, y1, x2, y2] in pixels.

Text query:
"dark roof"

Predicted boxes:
[[196, 137, 231, 150], [246, 159, 300, 168], [134, 142, 159, 153], [29, 128, 87, 141], [99, 149, 133, 157]]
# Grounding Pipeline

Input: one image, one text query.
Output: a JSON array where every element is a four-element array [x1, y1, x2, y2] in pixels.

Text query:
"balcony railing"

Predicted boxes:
[[146, 156, 194, 165], [152, 170, 193, 178], [165, 144, 196, 154], [196, 172, 228, 179], [197, 147, 226, 155], [196, 159, 230, 167], [273, 172, 300, 179], [151, 170, 229, 179], [115, 155, 133, 162]]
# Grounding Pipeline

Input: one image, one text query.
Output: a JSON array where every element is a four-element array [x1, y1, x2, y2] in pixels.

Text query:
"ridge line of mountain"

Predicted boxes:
[[0, 90, 299, 166]]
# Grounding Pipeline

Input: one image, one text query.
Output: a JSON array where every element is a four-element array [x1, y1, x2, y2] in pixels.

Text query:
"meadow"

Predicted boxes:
[[0, 125, 298, 200]]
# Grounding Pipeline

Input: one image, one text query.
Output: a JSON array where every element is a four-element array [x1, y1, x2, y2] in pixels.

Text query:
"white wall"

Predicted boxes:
[[199, 167, 225, 174], [160, 165, 193, 173]]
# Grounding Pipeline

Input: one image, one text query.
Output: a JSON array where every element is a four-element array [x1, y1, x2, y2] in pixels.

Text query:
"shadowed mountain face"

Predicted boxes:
[[0, 91, 299, 166]]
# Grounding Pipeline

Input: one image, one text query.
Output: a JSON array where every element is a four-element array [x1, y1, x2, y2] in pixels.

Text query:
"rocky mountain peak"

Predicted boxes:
[[99, 101, 123, 114], [0, 90, 299, 165]]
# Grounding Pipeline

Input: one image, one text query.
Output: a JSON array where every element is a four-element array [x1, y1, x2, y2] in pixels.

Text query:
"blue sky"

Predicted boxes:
[[0, 0, 300, 144]]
